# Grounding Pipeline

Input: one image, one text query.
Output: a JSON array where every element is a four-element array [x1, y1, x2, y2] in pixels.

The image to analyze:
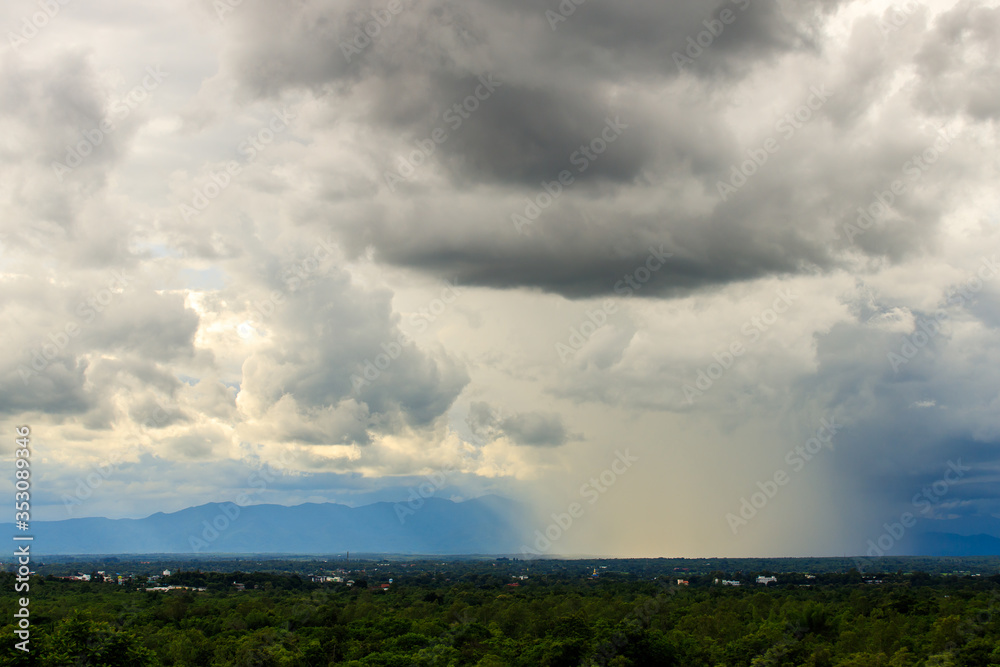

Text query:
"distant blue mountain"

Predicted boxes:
[[3, 495, 532, 555], [909, 532, 1000, 557]]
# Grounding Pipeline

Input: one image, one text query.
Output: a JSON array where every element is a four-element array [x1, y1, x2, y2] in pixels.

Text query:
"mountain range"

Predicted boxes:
[[6, 495, 532, 555], [7, 496, 998, 557], [909, 532, 1000, 557]]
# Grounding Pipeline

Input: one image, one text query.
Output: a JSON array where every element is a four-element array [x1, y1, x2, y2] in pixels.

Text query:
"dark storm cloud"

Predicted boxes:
[[433, 82, 650, 186], [220, 0, 838, 93], [208, 0, 981, 299], [214, 0, 841, 191]]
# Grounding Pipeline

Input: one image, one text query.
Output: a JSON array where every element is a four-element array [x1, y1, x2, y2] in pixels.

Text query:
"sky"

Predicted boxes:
[[1, 0, 999, 558]]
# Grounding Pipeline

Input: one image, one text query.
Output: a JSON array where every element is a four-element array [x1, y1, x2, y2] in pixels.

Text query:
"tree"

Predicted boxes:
[[40, 613, 157, 667]]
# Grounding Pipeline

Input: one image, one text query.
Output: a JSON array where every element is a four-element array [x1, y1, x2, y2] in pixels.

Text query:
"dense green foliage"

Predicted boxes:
[[3, 562, 1000, 666]]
